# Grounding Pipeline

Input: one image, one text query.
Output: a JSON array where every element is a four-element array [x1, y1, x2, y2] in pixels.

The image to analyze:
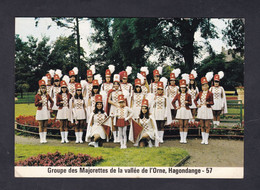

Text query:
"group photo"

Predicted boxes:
[[15, 17, 244, 170]]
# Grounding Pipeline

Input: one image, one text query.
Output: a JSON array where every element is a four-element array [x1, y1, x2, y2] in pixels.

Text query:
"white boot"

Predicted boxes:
[[179, 132, 183, 143], [94, 141, 99, 148], [148, 140, 153, 147], [133, 141, 139, 146], [75, 132, 79, 143], [64, 131, 69, 143], [217, 121, 220, 126], [116, 131, 120, 143], [201, 132, 205, 144], [43, 132, 47, 143], [39, 132, 44, 144], [183, 132, 188, 144], [123, 136, 127, 149], [88, 142, 95, 147], [79, 132, 83, 143], [113, 131, 117, 143], [205, 133, 209, 145], [158, 131, 164, 143], [61, 132, 65, 144]]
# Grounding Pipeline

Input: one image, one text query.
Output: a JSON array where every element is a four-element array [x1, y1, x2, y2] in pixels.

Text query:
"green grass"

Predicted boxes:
[[15, 144, 188, 167], [16, 92, 35, 104], [15, 103, 36, 118]]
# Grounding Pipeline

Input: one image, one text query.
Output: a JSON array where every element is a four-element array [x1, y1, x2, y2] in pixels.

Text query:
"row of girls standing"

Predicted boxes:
[[35, 65, 227, 147]]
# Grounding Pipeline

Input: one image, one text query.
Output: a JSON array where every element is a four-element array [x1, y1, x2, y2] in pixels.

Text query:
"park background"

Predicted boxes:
[[15, 17, 244, 167]]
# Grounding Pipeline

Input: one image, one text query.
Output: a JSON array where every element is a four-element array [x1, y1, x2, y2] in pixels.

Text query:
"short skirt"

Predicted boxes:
[[116, 118, 130, 127], [74, 109, 86, 120], [175, 107, 193, 120], [57, 107, 70, 120], [197, 105, 213, 120], [36, 106, 50, 120], [211, 98, 222, 111]]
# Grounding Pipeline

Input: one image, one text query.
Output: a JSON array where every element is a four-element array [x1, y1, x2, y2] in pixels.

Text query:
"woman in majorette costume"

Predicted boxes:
[[209, 71, 228, 128], [119, 66, 133, 105], [100, 65, 115, 109], [86, 95, 108, 148], [151, 80, 171, 143], [50, 69, 62, 119], [82, 65, 95, 98], [106, 74, 123, 143], [130, 78, 145, 121], [150, 66, 163, 95], [71, 83, 86, 144], [56, 80, 73, 143], [166, 69, 180, 125], [35, 79, 54, 143], [188, 70, 199, 124], [139, 66, 150, 95], [194, 74, 214, 145], [86, 75, 102, 124], [114, 94, 133, 149], [172, 79, 192, 144], [131, 99, 160, 147], [68, 67, 78, 97], [45, 69, 55, 95]]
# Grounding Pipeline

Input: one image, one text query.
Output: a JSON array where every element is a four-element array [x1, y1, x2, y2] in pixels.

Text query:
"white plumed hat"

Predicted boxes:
[[205, 71, 214, 82], [172, 68, 181, 78], [126, 66, 132, 75]]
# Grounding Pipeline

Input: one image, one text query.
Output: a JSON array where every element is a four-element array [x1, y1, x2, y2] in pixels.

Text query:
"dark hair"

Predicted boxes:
[[91, 86, 100, 96], [134, 85, 142, 93], [53, 80, 60, 87], [188, 80, 197, 90], [59, 87, 69, 95], [139, 106, 150, 119], [212, 80, 220, 86], [113, 81, 120, 85], [179, 87, 188, 93], [94, 102, 104, 114], [74, 92, 83, 99]]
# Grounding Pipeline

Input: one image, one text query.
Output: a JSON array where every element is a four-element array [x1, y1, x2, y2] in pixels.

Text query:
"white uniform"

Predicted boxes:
[[131, 93, 145, 119], [100, 82, 113, 110], [150, 82, 158, 95], [188, 87, 199, 109], [56, 93, 70, 120], [197, 91, 214, 120], [50, 86, 60, 111], [68, 82, 76, 97], [71, 98, 86, 120], [175, 93, 193, 120], [138, 116, 159, 141], [166, 85, 179, 109], [109, 90, 123, 116], [141, 85, 149, 96], [152, 95, 167, 120], [36, 94, 51, 120], [83, 82, 93, 98], [209, 86, 228, 113]]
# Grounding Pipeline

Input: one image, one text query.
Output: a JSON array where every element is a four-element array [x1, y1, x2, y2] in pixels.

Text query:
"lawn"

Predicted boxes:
[[15, 104, 36, 118], [15, 144, 188, 167]]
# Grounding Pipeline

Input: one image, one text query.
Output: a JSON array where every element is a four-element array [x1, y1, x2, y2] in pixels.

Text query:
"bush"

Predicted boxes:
[[15, 151, 103, 166]]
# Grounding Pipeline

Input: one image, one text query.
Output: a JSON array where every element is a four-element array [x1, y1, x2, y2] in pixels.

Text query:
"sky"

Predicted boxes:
[[15, 17, 229, 63]]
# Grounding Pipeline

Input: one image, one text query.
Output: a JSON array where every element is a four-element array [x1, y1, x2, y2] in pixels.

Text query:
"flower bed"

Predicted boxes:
[[15, 151, 103, 166]]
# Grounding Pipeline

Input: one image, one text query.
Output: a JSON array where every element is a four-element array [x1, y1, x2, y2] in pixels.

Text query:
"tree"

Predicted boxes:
[[222, 18, 245, 57]]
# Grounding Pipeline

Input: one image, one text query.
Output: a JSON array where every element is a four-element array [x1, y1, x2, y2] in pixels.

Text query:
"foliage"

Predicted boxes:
[[15, 151, 103, 166], [15, 144, 188, 166]]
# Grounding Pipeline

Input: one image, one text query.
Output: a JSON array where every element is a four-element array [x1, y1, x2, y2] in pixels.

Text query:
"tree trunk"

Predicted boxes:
[[76, 17, 81, 80]]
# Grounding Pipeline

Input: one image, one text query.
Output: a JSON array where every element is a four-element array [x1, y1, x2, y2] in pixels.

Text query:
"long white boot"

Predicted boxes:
[[113, 131, 117, 143], [39, 132, 44, 144], [43, 132, 47, 143], [79, 132, 83, 143], [64, 131, 69, 143], [61, 132, 65, 144], [116, 131, 120, 143], [94, 141, 99, 148], [205, 133, 209, 145], [148, 140, 153, 147], [75, 132, 79, 143], [158, 131, 164, 143], [201, 132, 205, 144], [183, 132, 188, 144], [179, 132, 183, 143]]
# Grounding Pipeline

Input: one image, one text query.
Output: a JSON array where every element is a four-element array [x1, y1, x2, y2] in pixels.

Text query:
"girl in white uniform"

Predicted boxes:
[[35, 79, 54, 143], [172, 79, 192, 143], [50, 72, 62, 119], [68, 68, 78, 97], [136, 99, 159, 147], [120, 68, 133, 105], [131, 79, 145, 120], [140, 66, 150, 95], [209, 72, 228, 127], [188, 73, 199, 123], [114, 94, 133, 149], [86, 95, 107, 148], [150, 68, 161, 95], [71, 83, 86, 144], [100, 67, 114, 109], [194, 77, 214, 145], [82, 68, 94, 98], [56, 80, 72, 143]]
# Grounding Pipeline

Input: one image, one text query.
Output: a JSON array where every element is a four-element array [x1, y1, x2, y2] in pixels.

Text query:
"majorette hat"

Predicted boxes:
[[46, 73, 52, 80], [157, 81, 164, 89], [189, 69, 197, 80], [38, 79, 46, 87], [179, 79, 187, 87], [87, 70, 93, 77], [107, 65, 115, 76], [69, 70, 75, 77], [95, 94, 103, 103], [120, 71, 128, 80], [92, 80, 99, 86], [118, 94, 125, 102], [170, 73, 176, 80], [189, 74, 195, 80], [201, 77, 208, 85], [105, 69, 111, 76], [135, 79, 141, 86], [214, 74, 220, 81], [214, 71, 224, 81], [153, 69, 159, 76], [54, 74, 60, 80], [75, 83, 82, 90], [141, 99, 149, 107], [140, 71, 146, 78], [113, 74, 120, 83], [60, 80, 67, 87], [69, 67, 78, 77]]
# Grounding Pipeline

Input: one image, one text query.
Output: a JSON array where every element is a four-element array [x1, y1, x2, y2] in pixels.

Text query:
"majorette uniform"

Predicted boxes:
[[114, 94, 133, 149], [194, 77, 214, 120], [82, 69, 94, 98], [119, 70, 133, 105], [188, 74, 199, 109], [45, 73, 53, 95], [209, 74, 228, 114], [100, 68, 114, 111], [129, 99, 160, 147], [150, 69, 160, 95], [166, 73, 179, 115], [50, 74, 61, 112], [35, 80, 54, 143], [172, 80, 193, 120], [85, 95, 107, 147], [131, 79, 145, 120], [140, 71, 149, 95], [71, 83, 86, 144]]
